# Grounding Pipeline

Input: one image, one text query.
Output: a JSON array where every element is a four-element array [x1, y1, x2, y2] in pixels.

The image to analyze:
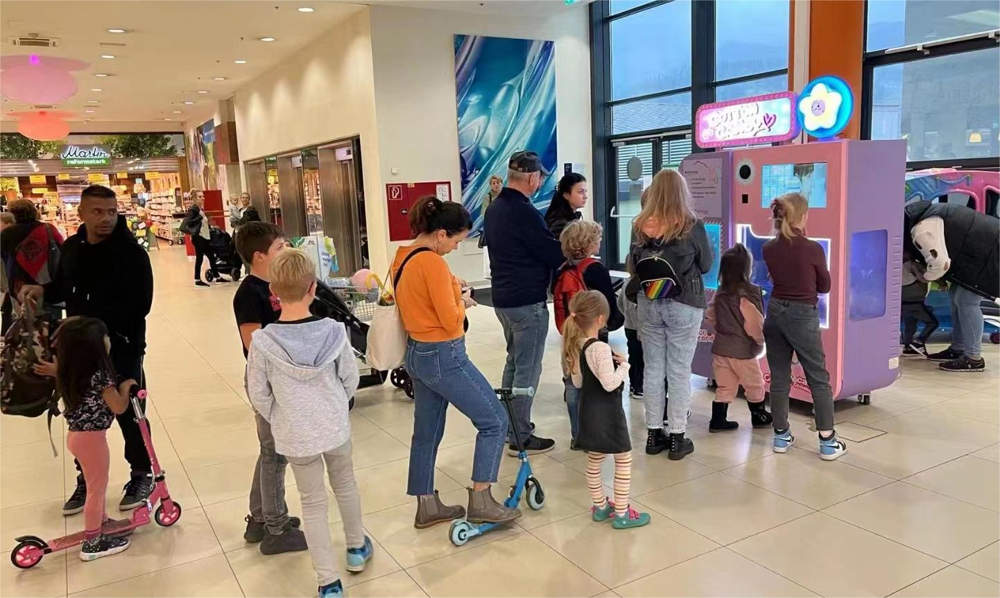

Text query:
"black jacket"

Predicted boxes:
[[485, 188, 565, 308], [904, 200, 999, 299], [51, 216, 154, 359], [545, 207, 582, 240]]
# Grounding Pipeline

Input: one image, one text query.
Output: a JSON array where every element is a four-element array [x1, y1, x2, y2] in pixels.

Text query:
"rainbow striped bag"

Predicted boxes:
[[634, 255, 682, 301]]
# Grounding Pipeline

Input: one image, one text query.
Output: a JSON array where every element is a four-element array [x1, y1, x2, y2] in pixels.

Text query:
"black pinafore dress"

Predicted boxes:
[[574, 339, 632, 454]]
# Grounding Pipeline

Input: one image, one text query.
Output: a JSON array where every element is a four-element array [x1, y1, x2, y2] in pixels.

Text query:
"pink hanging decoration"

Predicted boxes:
[[9, 110, 74, 141], [0, 54, 89, 105]]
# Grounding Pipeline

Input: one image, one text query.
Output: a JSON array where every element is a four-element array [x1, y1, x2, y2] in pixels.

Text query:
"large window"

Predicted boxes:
[[863, 0, 999, 167]]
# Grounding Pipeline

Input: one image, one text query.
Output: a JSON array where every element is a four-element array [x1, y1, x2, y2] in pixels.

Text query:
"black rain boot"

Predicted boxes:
[[668, 432, 694, 461], [645, 428, 668, 455], [709, 402, 739, 433], [747, 400, 773, 428]]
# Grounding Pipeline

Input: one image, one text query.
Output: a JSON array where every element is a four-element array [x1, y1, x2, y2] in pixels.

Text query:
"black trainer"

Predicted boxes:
[[645, 428, 668, 455], [259, 524, 308, 555], [940, 355, 985, 373], [668, 433, 694, 461], [926, 347, 963, 362], [709, 402, 739, 433], [507, 435, 555, 456], [244, 514, 302, 543], [63, 476, 87, 515], [79, 534, 131, 562], [119, 473, 154, 511]]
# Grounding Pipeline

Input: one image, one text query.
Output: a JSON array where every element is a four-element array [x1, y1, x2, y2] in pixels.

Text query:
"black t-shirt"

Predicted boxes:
[[233, 274, 281, 358]]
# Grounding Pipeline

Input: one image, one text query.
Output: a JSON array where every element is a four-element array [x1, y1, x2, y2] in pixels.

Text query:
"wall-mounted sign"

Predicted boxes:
[[29, 174, 48, 184], [695, 92, 798, 149], [797, 76, 854, 140], [60, 144, 111, 166]]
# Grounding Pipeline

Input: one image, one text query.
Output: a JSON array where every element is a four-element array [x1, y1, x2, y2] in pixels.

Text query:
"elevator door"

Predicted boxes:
[[317, 140, 366, 275], [276, 154, 306, 237], [245, 160, 268, 219]]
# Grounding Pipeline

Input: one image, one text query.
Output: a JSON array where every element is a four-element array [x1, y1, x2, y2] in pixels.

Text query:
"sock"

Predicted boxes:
[[818, 431, 835, 441], [775, 427, 789, 436], [612, 452, 632, 518], [586, 452, 606, 507]]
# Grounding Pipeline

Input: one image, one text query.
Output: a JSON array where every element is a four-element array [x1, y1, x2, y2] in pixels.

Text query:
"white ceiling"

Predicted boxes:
[[1, 1, 365, 127]]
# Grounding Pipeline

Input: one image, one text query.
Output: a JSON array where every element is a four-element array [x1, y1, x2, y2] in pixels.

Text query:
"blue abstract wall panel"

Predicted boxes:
[[454, 34, 558, 232]]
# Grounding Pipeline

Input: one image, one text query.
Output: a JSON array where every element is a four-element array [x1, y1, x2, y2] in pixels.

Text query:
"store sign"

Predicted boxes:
[[29, 174, 48, 184], [695, 92, 798, 149], [87, 173, 109, 183], [116, 172, 129, 179], [145, 171, 160, 180], [60, 144, 111, 166], [57, 173, 71, 181], [31, 187, 50, 194]]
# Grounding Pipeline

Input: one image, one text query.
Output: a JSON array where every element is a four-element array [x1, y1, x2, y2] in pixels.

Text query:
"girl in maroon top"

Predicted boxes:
[[761, 193, 847, 461]]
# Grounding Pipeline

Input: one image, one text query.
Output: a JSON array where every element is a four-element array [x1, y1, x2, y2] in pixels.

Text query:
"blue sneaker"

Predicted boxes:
[[318, 580, 343, 598], [345, 536, 373, 573], [773, 430, 795, 453], [819, 433, 848, 461]]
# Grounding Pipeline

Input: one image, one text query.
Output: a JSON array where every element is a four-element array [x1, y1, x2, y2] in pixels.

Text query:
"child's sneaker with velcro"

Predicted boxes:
[[818, 433, 847, 461], [345, 536, 373, 573], [773, 429, 795, 453], [591, 500, 616, 522], [611, 506, 650, 530]]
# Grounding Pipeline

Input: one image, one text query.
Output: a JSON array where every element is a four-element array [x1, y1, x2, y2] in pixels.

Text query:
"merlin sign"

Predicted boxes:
[[60, 145, 112, 166]]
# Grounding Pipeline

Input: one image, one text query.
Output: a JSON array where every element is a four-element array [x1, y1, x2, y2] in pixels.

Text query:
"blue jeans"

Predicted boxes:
[[563, 377, 580, 440], [404, 337, 508, 496], [638, 296, 704, 434], [494, 302, 549, 444], [949, 285, 984, 358]]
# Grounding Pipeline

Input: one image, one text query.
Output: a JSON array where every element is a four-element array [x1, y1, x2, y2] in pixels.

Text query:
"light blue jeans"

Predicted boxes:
[[563, 377, 580, 440], [638, 296, 704, 434], [949, 285, 984, 358], [494, 302, 550, 444]]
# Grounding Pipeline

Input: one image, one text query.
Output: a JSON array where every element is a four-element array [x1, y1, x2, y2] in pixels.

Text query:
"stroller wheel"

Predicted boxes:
[[232, 268, 242, 282], [402, 375, 414, 399], [205, 270, 216, 283], [389, 368, 406, 388]]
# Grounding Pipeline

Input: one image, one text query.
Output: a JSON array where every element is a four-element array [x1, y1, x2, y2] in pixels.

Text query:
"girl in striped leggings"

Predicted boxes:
[[563, 291, 650, 530]]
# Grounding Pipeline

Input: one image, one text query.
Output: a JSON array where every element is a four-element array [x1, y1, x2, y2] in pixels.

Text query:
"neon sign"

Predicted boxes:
[[695, 92, 798, 149], [60, 144, 111, 166], [797, 76, 853, 140]]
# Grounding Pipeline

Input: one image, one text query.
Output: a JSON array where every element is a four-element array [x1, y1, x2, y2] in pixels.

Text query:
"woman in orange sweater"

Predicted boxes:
[[392, 196, 521, 530]]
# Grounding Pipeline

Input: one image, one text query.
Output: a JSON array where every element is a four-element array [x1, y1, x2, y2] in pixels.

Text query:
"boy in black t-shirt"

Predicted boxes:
[[232, 222, 307, 555]]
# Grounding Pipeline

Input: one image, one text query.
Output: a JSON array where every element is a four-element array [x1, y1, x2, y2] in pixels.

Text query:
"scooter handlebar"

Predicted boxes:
[[496, 386, 534, 399]]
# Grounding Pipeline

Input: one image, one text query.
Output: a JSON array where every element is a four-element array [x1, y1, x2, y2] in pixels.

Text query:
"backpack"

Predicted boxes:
[[553, 257, 596, 334], [1, 303, 59, 419]]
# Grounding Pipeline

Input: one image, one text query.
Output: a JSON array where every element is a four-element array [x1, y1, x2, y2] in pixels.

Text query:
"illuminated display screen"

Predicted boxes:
[[737, 224, 830, 328], [703, 222, 721, 290], [761, 162, 828, 208], [849, 230, 887, 320]]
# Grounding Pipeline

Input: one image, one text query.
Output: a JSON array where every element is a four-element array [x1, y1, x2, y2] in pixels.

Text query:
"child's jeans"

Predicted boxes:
[[638, 296, 703, 434], [67, 430, 109, 539], [764, 299, 834, 433], [249, 412, 292, 535], [564, 377, 580, 441], [287, 441, 365, 587], [901, 301, 938, 345], [712, 355, 765, 403], [624, 328, 644, 392]]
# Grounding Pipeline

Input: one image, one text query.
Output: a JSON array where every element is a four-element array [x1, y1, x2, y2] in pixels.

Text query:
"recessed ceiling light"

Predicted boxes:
[[257, 36, 276, 42], [94, 73, 111, 77], [87, 99, 100, 104], [298, 7, 315, 12], [107, 28, 127, 33], [183, 100, 194, 105], [172, 110, 182, 114], [85, 109, 95, 113], [197, 89, 209, 94], [100, 54, 115, 59], [234, 59, 247, 64], [163, 117, 171, 121], [91, 88, 102, 92], [213, 76, 226, 81]]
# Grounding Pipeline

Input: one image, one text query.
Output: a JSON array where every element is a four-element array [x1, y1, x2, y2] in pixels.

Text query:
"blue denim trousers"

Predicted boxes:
[[404, 337, 508, 496], [638, 296, 704, 433], [494, 302, 550, 443], [563, 377, 580, 440], [949, 285, 984, 358]]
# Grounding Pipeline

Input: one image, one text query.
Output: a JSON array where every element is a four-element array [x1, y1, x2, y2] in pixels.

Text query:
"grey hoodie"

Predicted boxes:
[[246, 318, 359, 458]]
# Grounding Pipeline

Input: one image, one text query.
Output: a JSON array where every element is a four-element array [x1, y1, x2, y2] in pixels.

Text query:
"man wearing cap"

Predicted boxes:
[[484, 151, 566, 455]]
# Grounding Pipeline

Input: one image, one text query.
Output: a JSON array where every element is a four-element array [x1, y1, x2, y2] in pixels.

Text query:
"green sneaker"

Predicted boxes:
[[612, 506, 651, 530], [591, 500, 615, 522]]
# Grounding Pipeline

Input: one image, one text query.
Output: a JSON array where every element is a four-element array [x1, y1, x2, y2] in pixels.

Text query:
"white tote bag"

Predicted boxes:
[[366, 248, 431, 371]]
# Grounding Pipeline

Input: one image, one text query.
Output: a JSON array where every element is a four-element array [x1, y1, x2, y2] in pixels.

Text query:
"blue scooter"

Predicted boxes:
[[449, 387, 545, 546]]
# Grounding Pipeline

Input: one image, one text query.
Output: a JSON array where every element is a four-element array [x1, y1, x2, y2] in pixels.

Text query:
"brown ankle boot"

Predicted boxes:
[[466, 486, 521, 524], [414, 491, 466, 529]]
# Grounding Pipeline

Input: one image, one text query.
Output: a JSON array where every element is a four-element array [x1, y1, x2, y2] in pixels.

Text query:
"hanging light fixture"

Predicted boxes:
[[9, 110, 74, 141], [0, 55, 89, 105]]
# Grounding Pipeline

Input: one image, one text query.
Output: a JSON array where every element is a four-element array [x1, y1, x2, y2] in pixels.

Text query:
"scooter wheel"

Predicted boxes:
[[10, 539, 45, 569], [154, 501, 182, 527], [991, 332, 1000, 344], [525, 477, 545, 511], [449, 520, 472, 546]]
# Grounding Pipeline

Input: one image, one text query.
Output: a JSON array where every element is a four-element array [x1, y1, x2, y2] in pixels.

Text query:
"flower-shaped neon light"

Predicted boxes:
[[797, 76, 854, 139]]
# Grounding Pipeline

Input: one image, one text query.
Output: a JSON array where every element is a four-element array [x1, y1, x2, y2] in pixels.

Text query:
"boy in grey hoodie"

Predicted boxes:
[[246, 249, 371, 598]]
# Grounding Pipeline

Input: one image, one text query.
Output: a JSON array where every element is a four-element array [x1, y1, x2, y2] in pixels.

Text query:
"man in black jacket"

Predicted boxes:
[[22, 185, 155, 513], [485, 151, 565, 455]]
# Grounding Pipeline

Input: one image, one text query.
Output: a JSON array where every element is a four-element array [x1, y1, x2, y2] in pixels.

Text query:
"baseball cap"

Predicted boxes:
[[508, 151, 549, 175]]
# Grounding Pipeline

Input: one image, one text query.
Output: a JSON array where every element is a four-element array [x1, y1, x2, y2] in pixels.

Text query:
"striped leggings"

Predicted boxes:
[[586, 451, 632, 517]]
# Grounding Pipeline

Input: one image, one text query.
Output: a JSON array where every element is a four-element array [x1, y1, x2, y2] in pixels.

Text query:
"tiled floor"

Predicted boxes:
[[2, 246, 998, 598]]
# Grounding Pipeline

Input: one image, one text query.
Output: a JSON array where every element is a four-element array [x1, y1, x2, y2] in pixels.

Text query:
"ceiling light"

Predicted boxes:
[[94, 73, 111, 77], [87, 100, 99, 104], [85, 109, 95, 113], [100, 54, 115, 59], [298, 7, 315, 12], [163, 117, 171, 121], [257, 36, 276, 42], [172, 110, 182, 114], [234, 59, 247, 64], [107, 28, 127, 33], [197, 90, 209, 94], [183, 100, 194, 105], [213, 76, 226, 81], [91, 88, 102, 92]]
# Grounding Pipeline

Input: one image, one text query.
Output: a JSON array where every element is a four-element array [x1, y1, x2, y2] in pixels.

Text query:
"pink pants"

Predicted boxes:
[[67, 430, 109, 539], [712, 355, 765, 403]]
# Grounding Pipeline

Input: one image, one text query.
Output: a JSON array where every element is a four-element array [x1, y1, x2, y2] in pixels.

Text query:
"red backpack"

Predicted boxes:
[[553, 258, 597, 334]]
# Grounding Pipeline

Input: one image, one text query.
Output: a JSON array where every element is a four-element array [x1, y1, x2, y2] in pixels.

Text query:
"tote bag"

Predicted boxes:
[[365, 247, 430, 371]]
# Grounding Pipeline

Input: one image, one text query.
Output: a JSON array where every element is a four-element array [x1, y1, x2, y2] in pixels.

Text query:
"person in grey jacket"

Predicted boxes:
[[246, 248, 372, 598]]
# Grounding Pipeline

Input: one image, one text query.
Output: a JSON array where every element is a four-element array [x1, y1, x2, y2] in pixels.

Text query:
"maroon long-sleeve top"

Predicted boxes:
[[762, 235, 831, 305]]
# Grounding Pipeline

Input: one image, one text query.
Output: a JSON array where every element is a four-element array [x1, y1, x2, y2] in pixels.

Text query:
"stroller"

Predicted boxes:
[[313, 279, 413, 398], [204, 226, 242, 282]]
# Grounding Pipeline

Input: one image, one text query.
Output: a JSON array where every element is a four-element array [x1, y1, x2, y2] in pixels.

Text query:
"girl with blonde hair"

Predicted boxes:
[[628, 169, 712, 460], [562, 290, 649, 530]]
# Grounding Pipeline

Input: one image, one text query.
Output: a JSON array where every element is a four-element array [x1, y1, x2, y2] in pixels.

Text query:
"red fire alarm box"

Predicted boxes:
[[386, 181, 452, 242]]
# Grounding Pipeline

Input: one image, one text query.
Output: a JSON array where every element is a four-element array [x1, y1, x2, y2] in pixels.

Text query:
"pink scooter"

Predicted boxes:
[[10, 387, 182, 569]]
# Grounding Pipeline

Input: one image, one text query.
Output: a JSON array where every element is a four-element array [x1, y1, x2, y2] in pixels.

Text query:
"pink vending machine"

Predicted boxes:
[[682, 78, 907, 404]]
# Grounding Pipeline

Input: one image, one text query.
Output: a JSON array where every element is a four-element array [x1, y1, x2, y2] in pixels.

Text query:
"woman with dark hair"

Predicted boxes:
[[391, 196, 521, 530], [544, 172, 588, 238], [0, 199, 64, 324]]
